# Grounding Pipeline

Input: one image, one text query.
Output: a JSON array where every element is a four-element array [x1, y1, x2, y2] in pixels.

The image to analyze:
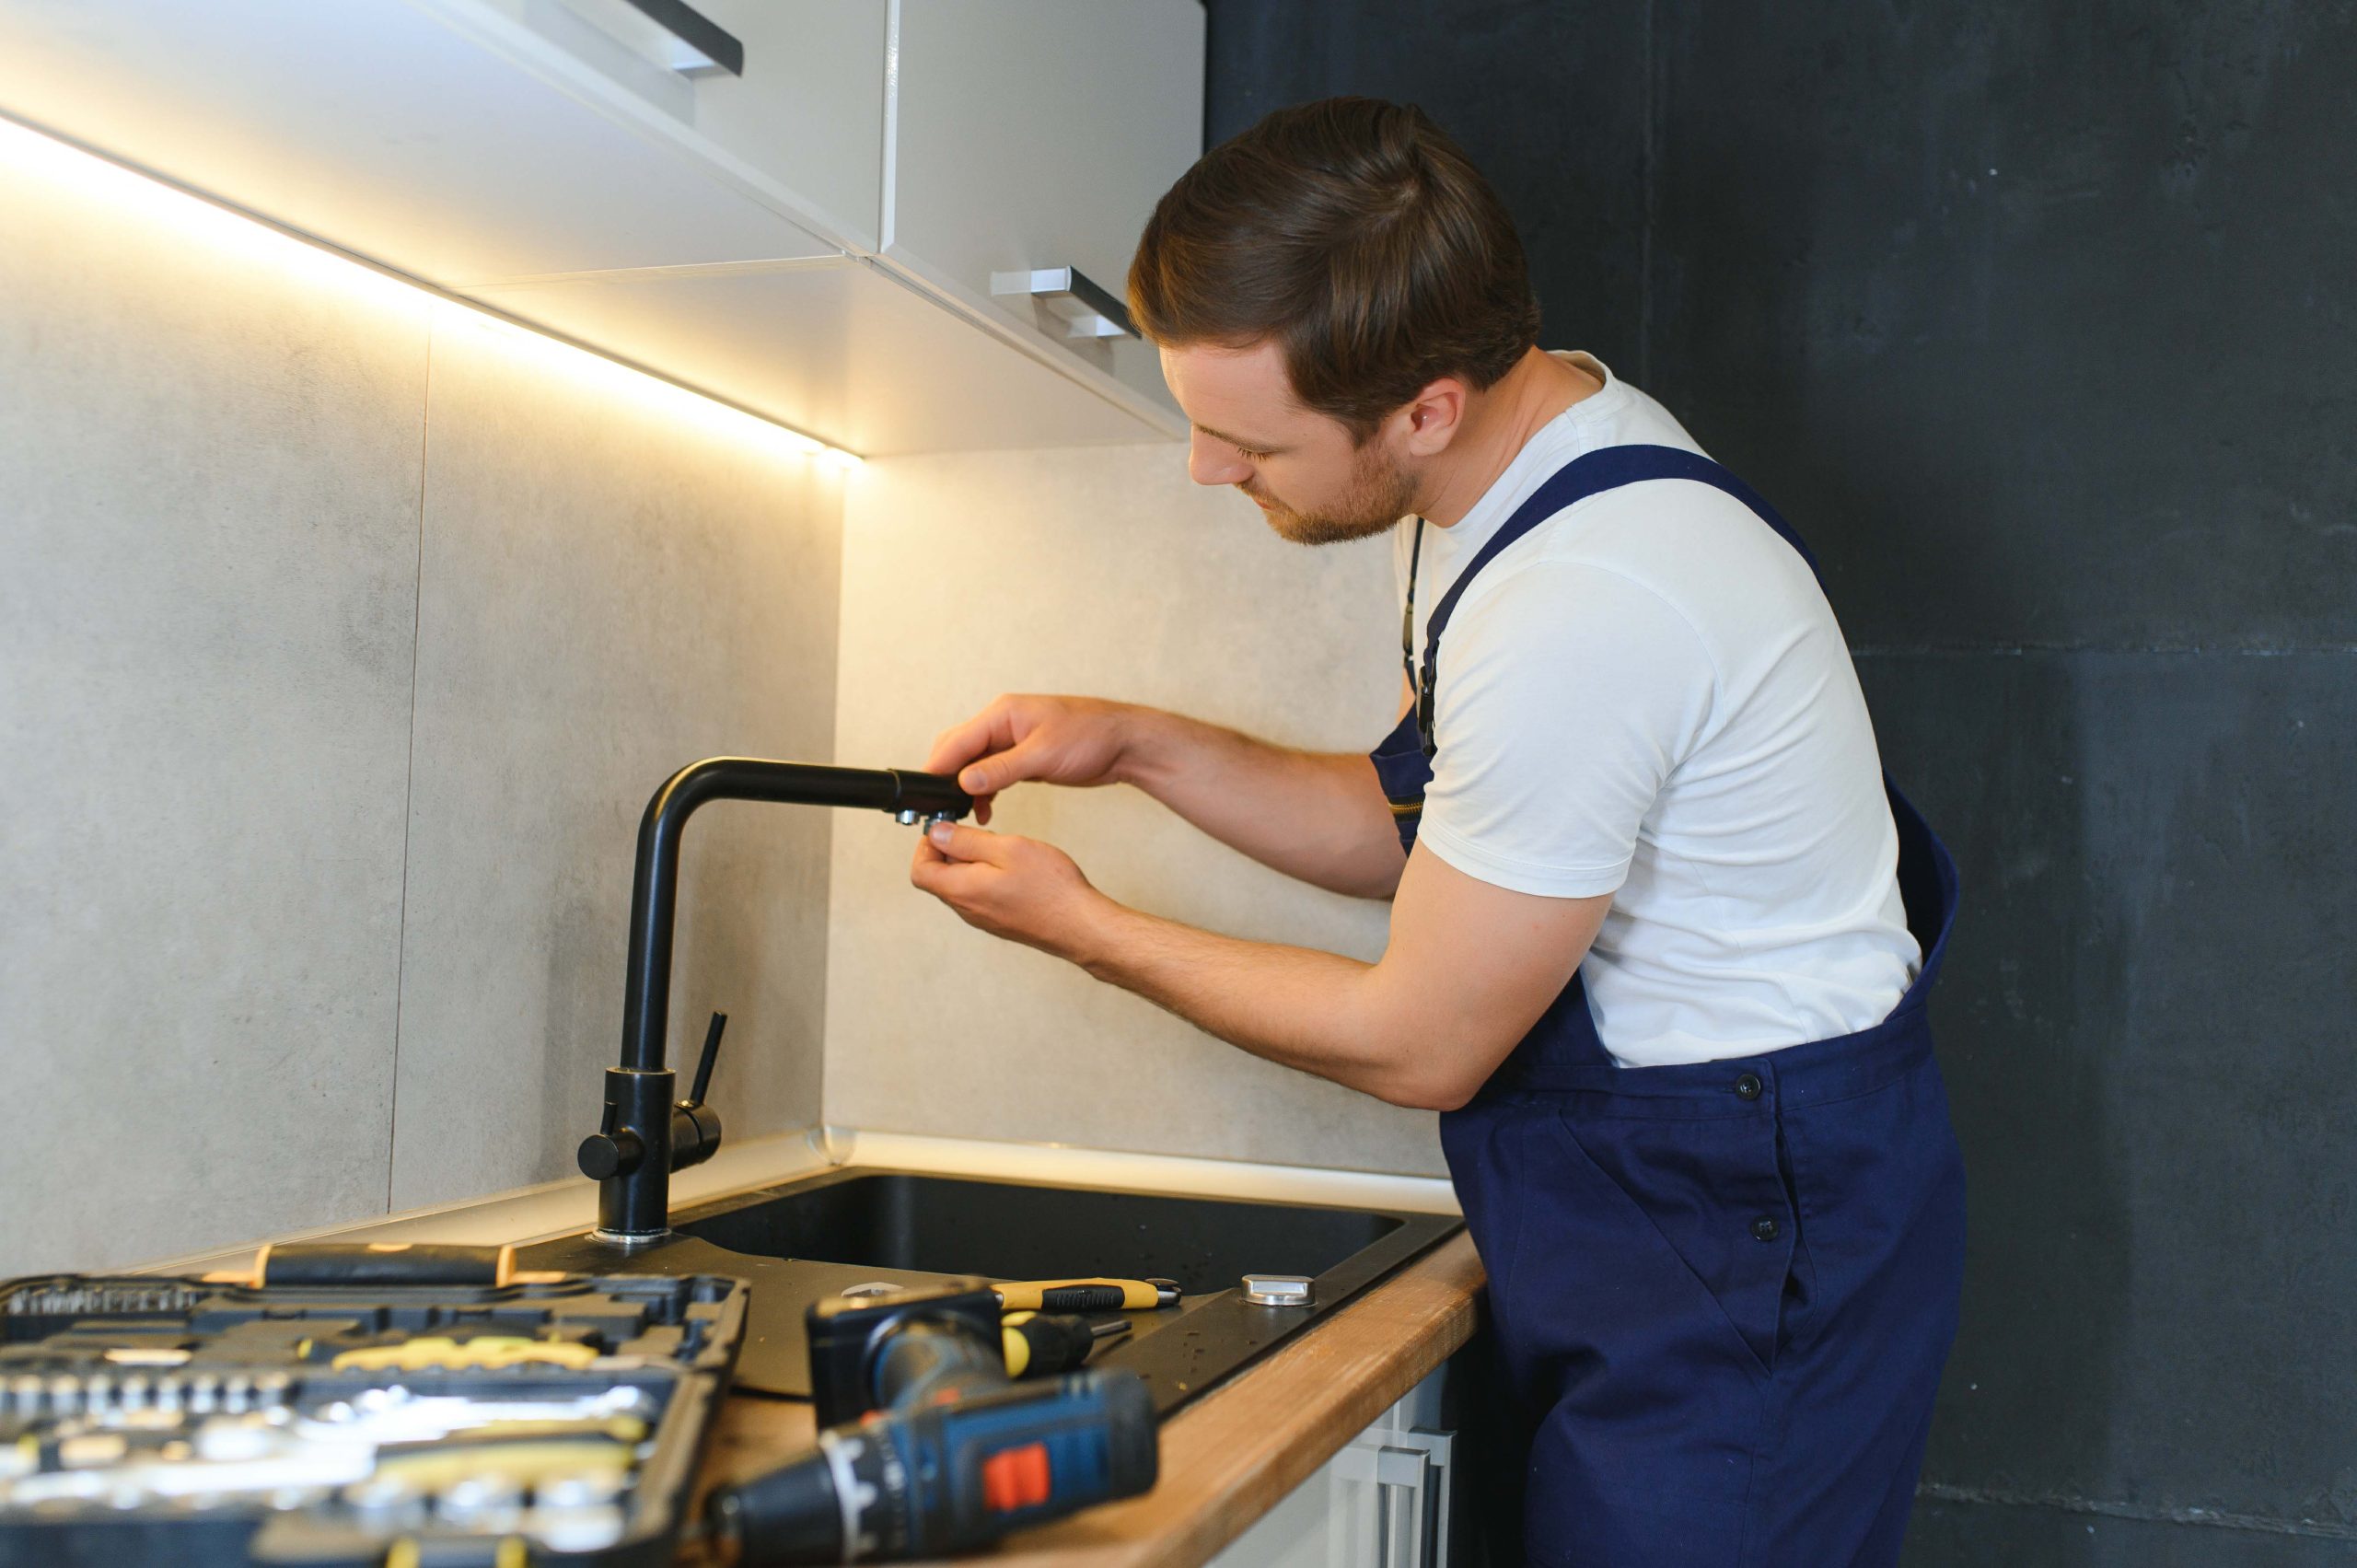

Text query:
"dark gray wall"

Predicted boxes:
[[1206, 4, 2357, 1563]]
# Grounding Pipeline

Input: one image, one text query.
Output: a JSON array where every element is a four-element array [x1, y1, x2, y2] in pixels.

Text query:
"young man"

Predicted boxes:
[[910, 98, 1965, 1567]]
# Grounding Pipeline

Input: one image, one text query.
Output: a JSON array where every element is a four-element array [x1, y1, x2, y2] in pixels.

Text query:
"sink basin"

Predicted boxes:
[[679, 1170, 1411, 1290], [523, 1167, 1459, 1416]]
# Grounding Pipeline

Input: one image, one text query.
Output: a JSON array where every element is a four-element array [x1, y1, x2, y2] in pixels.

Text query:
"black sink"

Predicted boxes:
[[522, 1167, 1460, 1416], [679, 1169, 1410, 1290]]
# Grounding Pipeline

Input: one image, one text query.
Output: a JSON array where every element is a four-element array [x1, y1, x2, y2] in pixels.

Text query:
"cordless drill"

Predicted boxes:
[[697, 1283, 1158, 1564]]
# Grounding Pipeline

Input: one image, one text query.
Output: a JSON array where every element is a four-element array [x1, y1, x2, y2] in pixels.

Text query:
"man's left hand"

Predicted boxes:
[[911, 820, 1108, 960]]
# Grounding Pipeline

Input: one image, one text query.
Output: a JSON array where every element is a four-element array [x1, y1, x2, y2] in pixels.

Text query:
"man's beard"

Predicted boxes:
[[1245, 444, 1418, 546]]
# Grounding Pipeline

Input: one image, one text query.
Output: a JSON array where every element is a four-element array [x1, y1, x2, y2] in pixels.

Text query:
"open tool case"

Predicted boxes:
[[0, 1260, 748, 1568]]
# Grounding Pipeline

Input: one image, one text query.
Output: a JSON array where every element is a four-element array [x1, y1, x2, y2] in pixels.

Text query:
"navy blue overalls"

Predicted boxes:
[[1369, 446, 1967, 1567]]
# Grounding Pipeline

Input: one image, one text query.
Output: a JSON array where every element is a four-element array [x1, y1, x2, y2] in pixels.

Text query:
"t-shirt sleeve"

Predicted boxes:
[[1417, 559, 1717, 898]]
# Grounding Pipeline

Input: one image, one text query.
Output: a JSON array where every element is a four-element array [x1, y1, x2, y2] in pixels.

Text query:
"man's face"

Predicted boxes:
[[1161, 340, 1417, 545]]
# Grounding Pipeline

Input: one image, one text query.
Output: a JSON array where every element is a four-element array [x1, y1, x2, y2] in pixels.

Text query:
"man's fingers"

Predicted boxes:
[[956, 734, 1054, 797], [911, 836, 984, 890], [910, 851, 960, 896], [924, 699, 1019, 776], [923, 714, 988, 776], [910, 819, 1010, 873], [925, 820, 1011, 865]]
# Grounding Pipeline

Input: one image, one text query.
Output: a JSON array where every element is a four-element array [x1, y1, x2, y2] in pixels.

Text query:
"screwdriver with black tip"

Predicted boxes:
[[1001, 1311, 1130, 1378]]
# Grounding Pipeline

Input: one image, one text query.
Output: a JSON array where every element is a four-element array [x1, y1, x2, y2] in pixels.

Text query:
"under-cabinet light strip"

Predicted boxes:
[[0, 110, 865, 468]]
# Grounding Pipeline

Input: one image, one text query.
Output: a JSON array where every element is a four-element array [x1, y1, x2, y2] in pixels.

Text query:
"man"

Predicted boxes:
[[910, 98, 1965, 1567]]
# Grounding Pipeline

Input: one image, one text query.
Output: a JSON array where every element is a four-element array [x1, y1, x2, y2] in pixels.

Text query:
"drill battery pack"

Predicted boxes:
[[0, 1262, 748, 1568]]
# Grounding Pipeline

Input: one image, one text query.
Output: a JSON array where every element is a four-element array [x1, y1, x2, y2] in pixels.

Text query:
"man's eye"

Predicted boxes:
[[1237, 446, 1271, 461]]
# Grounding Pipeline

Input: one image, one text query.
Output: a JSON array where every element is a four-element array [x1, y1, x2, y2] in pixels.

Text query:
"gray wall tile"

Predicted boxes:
[[828, 443, 1440, 1175], [1862, 650, 2357, 1527], [389, 312, 843, 1212], [1645, 2, 2357, 651], [0, 143, 429, 1272], [1905, 1496, 2357, 1568]]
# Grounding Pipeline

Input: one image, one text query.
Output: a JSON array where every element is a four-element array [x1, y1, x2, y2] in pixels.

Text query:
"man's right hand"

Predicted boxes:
[[924, 694, 1141, 826], [923, 693, 1404, 899]]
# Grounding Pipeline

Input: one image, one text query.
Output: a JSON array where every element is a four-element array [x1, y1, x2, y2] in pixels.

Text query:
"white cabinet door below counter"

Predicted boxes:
[[1210, 1366, 1458, 1568]]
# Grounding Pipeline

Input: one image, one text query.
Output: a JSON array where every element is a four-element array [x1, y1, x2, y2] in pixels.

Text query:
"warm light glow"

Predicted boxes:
[[0, 111, 416, 317], [0, 112, 865, 463], [429, 303, 835, 467]]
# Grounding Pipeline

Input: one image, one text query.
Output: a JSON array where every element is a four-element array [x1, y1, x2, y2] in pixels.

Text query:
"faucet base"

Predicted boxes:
[[590, 1066, 677, 1237]]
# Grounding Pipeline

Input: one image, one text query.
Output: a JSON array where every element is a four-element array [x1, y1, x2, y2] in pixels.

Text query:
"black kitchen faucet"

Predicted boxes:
[[576, 758, 971, 1241]]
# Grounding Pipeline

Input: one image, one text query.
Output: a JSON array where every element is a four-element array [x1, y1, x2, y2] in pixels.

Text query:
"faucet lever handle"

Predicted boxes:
[[689, 1010, 726, 1106], [663, 1010, 728, 1178]]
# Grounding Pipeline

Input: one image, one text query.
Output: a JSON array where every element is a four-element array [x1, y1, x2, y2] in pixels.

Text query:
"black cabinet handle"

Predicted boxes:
[[620, 0, 744, 77]]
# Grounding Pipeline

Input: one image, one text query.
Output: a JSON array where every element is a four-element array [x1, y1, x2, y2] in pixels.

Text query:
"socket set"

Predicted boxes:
[[0, 1266, 748, 1567]]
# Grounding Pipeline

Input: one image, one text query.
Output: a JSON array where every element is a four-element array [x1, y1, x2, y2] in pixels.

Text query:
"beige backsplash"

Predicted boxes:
[[827, 443, 1446, 1178], [0, 143, 843, 1274]]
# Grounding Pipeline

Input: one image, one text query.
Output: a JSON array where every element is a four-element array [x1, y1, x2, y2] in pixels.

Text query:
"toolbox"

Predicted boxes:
[[0, 1247, 748, 1567]]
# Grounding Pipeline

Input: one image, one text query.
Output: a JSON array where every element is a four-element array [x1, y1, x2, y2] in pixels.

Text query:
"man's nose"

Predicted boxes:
[[1189, 432, 1249, 487]]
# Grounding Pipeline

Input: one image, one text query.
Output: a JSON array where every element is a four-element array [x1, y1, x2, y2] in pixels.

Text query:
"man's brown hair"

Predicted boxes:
[[1129, 97, 1542, 442]]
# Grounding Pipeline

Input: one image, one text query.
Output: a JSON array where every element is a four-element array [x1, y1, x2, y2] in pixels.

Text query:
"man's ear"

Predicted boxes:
[[1397, 377, 1469, 457]]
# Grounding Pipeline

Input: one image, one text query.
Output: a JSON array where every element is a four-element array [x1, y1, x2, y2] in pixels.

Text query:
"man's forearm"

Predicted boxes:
[[1114, 707, 1405, 899], [1071, 896, 1451, 1109], [911, 815, 1604, 1116]]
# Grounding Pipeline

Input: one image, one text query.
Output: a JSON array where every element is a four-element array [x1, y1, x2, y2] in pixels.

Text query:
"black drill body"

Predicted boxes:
[[701, 1283, 1157, 1564]]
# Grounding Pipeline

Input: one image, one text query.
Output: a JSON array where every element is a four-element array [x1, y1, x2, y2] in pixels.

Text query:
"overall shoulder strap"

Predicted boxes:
[[1411, 443, 1958, 982], [1417, 444, 1822, 753]]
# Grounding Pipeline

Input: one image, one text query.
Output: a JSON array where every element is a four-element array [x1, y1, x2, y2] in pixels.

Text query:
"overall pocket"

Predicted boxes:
[[1550, 1104, 1799, 1378]]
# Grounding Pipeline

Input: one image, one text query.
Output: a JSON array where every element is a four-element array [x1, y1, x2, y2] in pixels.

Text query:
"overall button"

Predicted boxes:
[[1749, 1215, 1781, 1243], [1734, 1073, 1764, 1100]]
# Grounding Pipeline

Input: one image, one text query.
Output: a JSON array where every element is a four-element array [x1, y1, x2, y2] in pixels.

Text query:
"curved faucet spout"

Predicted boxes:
[[621, 760, 971, 1073], [588, 758, 972, 1239]]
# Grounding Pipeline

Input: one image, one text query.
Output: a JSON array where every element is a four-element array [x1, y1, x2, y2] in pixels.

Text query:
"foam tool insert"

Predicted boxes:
[[0, 1250, 747, 1567]]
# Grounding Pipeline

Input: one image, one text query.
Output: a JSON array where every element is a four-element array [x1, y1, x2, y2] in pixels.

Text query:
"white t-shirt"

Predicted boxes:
[[1395, 351, 1919, 1067]]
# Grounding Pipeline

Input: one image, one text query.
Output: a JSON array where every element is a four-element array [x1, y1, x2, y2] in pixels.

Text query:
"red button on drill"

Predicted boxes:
[[981, 1441, 1052, 1512]]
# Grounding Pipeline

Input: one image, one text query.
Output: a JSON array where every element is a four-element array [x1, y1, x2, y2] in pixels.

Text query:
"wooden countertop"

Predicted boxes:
[[689, 1231, 1484, 1567]]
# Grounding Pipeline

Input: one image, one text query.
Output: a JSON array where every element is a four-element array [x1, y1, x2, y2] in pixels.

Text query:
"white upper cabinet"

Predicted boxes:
[[0, 0, 836, 281], [882, 0, 1205, 423], [459, 0, 891, 255], [682, 0, 890, 252], [0, 0, 1201, 451]]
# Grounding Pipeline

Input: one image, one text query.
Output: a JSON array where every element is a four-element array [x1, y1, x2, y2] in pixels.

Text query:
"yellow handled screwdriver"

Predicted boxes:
[[991, 1277, 1179, 1312], [1000, 1310, 1131, 1378]]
